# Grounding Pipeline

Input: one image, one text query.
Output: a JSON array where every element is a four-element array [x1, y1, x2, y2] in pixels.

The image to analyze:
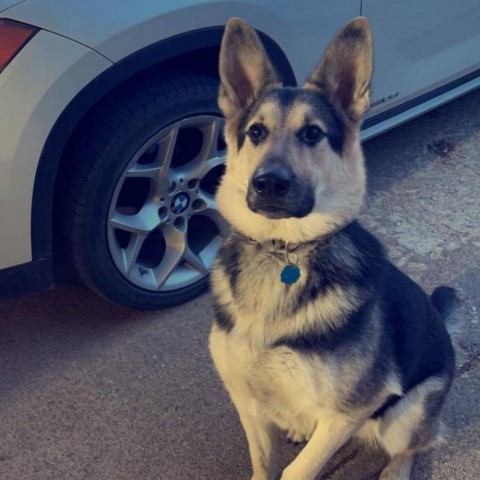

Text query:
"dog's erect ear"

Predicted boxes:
[[219, 18, 280, 118], [306, 17, 373, 122]]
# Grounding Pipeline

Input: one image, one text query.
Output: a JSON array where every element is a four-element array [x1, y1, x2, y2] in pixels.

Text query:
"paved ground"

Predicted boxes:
[[1, 89, 479, 480]]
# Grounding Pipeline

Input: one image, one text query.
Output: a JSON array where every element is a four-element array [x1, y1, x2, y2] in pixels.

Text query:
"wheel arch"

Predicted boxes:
[[32, 26, 296, 262]]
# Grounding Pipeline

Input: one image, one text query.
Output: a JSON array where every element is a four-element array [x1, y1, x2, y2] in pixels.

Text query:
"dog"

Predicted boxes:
[[209, 17, 456, 480]]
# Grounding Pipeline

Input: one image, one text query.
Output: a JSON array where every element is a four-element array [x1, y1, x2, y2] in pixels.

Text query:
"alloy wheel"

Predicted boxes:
[[107, 115, 228, 292]]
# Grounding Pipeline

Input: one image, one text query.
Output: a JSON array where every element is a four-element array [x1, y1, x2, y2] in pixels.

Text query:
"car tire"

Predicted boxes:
[[63, 70, 227, 310]]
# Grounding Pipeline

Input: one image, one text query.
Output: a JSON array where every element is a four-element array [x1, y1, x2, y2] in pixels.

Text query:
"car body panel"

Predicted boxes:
[[8, 0, 480, 122], [0, 29, 111, 269], [364, 0, 480, 115], [5, 0, 360, 84], [362, 71, 480, 141], [0, 0, 25, 13]]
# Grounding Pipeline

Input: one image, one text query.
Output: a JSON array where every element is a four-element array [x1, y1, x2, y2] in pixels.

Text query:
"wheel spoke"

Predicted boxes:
[[123, 124, 179, 194], [202, 117, 223, 160], [122, 233, 147, 274], [183, 247, 210, 275], [200, 236, 224, 268], [156, 123, 180, 173], [195, 193, 230, 238], [125, 164, 162, 179], [177, 118, 225, 181], [109, 203, 160, 234], [142, 124, 180, 197], [185, 153, 225, 181], [153, 223, 186, 288]]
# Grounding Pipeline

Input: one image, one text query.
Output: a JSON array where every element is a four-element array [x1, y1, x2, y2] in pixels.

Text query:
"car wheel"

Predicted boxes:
[[63, 71, 228, 310]]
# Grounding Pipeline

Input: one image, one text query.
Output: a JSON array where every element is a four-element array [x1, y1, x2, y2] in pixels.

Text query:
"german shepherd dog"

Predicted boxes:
[[209, 17, 456, 480]]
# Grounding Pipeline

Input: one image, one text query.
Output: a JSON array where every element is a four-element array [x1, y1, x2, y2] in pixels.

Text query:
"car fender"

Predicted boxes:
[[31, 26, 295, 263]]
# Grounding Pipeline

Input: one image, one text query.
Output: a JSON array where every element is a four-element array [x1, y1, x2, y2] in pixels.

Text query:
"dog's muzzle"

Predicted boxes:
[[247, 165, 314, 219], [252, 166, 291, 199]]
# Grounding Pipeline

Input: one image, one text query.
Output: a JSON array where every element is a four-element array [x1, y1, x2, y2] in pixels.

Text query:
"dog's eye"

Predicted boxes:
[[247, 123, 267, 144], [299, 125, 324, 146]]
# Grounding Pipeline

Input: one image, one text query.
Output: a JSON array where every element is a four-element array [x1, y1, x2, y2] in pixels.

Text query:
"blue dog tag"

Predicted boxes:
[[281, 264, 301, 285]]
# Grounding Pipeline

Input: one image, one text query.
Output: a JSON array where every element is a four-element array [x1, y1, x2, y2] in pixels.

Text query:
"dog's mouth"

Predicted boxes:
[[247, 198, 314, 219]]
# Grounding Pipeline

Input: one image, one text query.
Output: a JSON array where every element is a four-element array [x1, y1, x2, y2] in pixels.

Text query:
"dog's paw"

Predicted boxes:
[[379, 469, 407, 480], [378, 451, 414, 480], [286, 429, 307, 444]]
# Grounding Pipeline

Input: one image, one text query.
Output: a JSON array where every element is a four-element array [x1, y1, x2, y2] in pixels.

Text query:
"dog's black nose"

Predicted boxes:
[[252, 167, 292, 198]]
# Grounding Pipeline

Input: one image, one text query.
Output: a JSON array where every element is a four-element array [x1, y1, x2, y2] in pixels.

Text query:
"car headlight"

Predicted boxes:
[[0, 19, 38, 74]]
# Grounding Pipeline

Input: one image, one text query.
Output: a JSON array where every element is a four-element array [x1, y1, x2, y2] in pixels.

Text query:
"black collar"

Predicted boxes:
[[247, 237, 315, 253], [239, 221, 351, 257]]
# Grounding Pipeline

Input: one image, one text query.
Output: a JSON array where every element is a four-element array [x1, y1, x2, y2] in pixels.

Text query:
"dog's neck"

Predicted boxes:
[[239, 221, 351, 259], [245, 237, 318, 257]]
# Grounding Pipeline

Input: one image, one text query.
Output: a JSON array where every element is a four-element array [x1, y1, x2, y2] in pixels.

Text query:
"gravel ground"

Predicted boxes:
[[0, 89, 479, 480]]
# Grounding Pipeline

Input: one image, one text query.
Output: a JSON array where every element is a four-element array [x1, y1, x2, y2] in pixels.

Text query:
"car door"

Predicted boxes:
[[363, 0, 480, 117], [255, 0, 361, 83]]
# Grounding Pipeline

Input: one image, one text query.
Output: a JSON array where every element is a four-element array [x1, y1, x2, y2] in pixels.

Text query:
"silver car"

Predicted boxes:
[[0, 0, 479, 309]]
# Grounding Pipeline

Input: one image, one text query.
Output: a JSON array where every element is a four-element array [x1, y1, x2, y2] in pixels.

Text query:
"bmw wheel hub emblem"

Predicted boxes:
[[171, 192, 190, 214]]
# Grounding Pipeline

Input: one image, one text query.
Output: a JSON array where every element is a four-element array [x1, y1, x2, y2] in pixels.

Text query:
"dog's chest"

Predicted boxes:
[[232, 248, 302, 316], [210, 238, 363, 434], [211, 327, 341, 437]]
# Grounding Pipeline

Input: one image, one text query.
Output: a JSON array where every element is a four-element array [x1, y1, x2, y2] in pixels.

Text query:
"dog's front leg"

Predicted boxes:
[[280, 414, 358, 480], [234, 400, 280, 480]]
